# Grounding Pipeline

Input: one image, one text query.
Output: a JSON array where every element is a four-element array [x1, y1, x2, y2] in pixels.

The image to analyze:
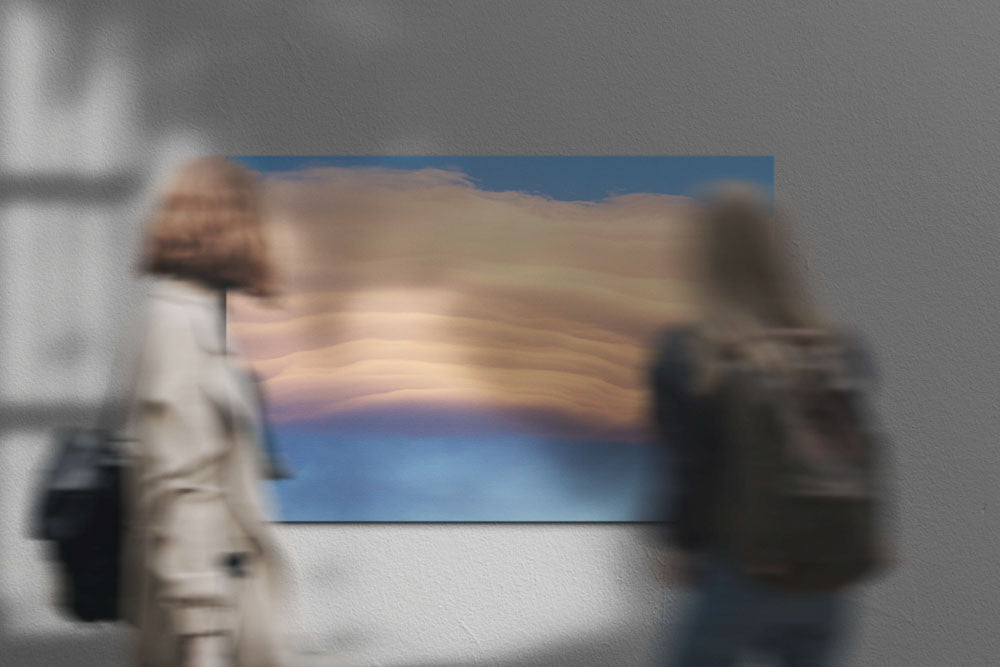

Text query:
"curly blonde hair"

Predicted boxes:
[[141, 157, 273, 296]]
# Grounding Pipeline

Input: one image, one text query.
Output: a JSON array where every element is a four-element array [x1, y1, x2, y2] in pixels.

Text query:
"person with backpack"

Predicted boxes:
[[649, 185, 891, 666]]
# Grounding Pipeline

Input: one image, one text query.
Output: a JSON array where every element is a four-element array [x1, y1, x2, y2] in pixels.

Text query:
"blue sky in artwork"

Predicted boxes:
[[231, 155, 773, 204]]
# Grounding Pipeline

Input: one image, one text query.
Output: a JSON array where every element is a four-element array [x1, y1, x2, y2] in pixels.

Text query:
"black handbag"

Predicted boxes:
[[35, 289, 291, 622], [37, 426, 127, 621], [35, 312, 143, 623]]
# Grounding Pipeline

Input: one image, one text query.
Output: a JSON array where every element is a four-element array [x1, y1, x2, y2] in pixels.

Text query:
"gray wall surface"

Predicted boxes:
[[1, 1, 997, 665]]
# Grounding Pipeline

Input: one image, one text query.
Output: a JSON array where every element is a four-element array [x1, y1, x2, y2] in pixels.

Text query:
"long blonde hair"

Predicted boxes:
[[693, 184, 827, 392]]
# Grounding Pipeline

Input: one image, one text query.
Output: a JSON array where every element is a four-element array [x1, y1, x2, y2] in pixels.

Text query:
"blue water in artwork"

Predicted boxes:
[[271, 428, 673, 522]]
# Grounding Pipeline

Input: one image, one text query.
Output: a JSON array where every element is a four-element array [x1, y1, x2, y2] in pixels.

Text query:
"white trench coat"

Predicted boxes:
[[121, 278, 289, 666]]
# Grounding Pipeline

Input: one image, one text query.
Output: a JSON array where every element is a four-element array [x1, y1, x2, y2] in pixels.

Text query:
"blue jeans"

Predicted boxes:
[[664, 554, 849, 667]]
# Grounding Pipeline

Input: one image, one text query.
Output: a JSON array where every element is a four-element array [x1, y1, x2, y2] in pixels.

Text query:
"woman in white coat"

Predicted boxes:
[[122, 157, 288, 666]]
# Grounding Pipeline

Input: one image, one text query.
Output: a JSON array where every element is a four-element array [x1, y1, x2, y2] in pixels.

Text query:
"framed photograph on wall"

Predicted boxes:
[[227, 156, 773, 521]]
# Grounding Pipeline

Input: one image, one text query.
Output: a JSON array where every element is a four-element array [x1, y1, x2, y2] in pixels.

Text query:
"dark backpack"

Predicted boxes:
[[711, 329, 886, 592], [36, 427, 127, 621], [34, 306, 145, 624]]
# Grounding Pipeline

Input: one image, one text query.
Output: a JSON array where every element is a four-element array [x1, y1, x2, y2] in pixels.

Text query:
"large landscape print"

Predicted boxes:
[[227, 156, 773, 521]]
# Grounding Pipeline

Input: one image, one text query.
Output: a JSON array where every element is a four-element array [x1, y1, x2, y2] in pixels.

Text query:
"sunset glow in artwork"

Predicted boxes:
[[227, 156, 773, 521]]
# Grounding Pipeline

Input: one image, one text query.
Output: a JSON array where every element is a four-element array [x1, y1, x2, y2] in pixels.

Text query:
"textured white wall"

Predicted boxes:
[[2, 1, 998, 665]]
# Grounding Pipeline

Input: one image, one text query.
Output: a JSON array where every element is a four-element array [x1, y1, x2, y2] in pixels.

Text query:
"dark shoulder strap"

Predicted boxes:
[[221, 289, 293, 480], [651, 325, 706, 424], [657, 326, 699, 379]]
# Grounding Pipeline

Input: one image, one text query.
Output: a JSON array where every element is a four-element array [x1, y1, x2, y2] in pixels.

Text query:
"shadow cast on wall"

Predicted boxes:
[[2, 1, 691, 663]]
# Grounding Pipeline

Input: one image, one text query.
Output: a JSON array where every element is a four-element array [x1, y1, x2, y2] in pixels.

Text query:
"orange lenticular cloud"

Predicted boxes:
[[228, 166, 700, 443]]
